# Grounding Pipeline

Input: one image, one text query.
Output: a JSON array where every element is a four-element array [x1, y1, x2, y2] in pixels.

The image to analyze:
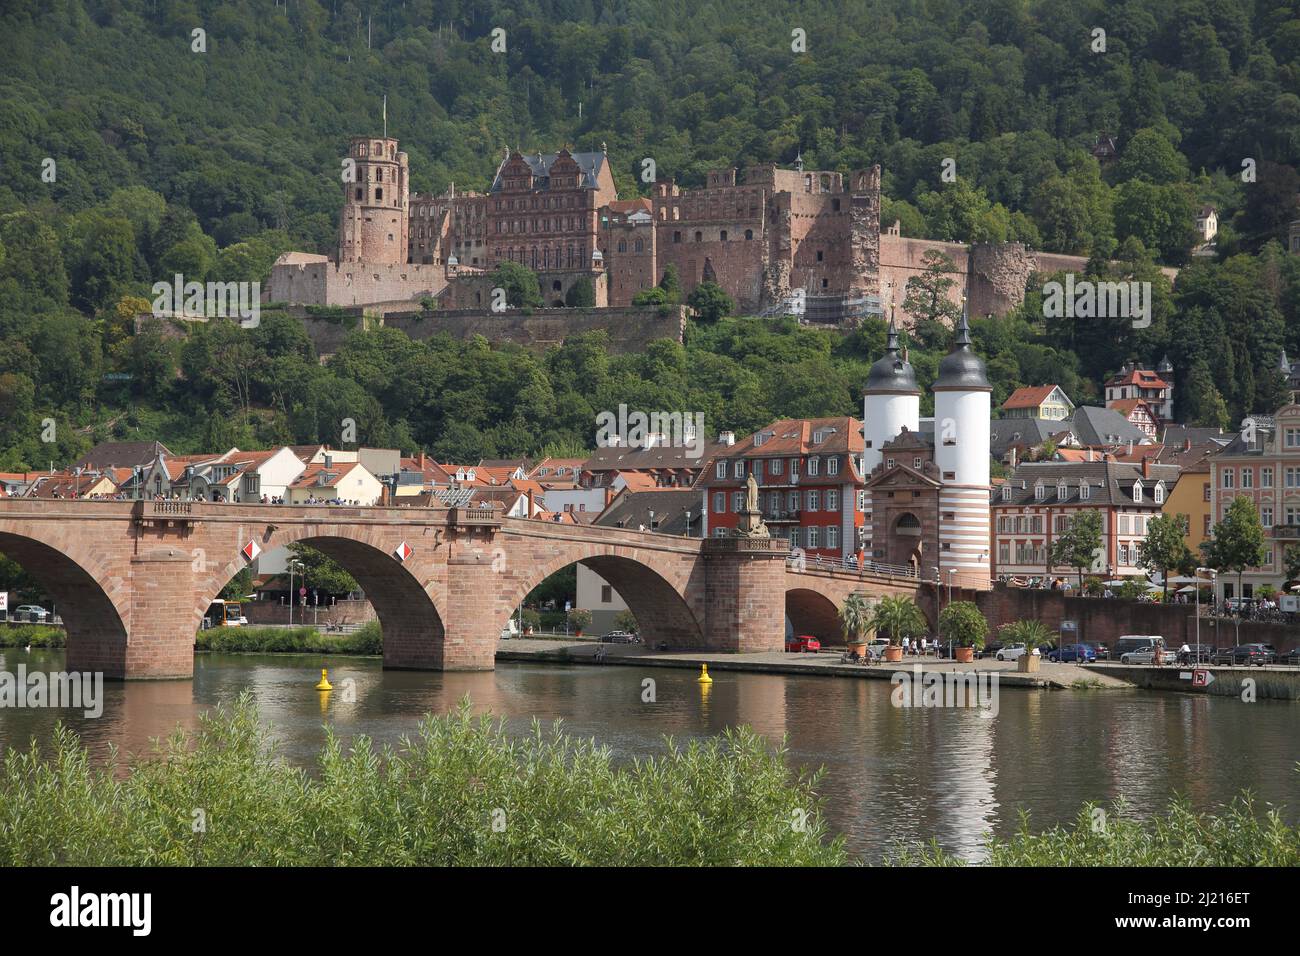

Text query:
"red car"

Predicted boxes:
[[785, 635, 821, 653]]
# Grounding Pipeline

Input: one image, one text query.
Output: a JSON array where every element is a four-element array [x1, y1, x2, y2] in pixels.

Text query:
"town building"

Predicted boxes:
[[1104, 358, 1174, 425], [991, 458, 1179, 580], [699, 415, 866, 563], [1000, 385, 1074, 421]]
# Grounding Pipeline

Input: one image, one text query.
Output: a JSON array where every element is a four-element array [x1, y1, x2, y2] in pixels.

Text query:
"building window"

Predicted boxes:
[[1287, 467, 1300, 489], [1203, 482, 1211, 501], [1081, 483, 1091, 500], [601, 585, 613, 603], [806, 490, 819, 511], [1034, 483, 1045, 501], [770, 458, 783, 475], [716, 461, 726, 479], [1242, 469, 1253, 489], [1223, 469, 1234, 489], [1262, 505, 1273, 528], [1287, 427, 1300, 448], [827, 525, 838, 550], [1263, 467, 1273, 488], [788, 491, 799, 511], [808, 526, 819, 549], [827, 457, 839, 476], [1154, 482, 1165, 504], [732, 492, 744, 512], [826, 490, 839, 511], [1000, 485, 1011, 501], [1133, 482, 1143, 504], [713, 492, 725, 512], [808, 457, 819, 476], [734, 460, 745, 478]]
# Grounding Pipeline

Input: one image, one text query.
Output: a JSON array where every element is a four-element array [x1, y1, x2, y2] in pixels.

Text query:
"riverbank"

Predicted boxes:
[[496, 638, 1132, 690]]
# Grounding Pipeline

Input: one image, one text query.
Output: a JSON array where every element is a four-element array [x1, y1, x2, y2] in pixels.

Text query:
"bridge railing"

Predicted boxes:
[[788, 554, 919, 579]]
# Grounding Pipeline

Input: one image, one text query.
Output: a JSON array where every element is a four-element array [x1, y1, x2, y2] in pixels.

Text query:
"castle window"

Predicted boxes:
[[376, 169, 383, 182], [635, 239, 643, 252], [720, 230, 728, 241], [618, 240, 627, 253], [355, 188, 363, 201], [745, 229, 753, 240], [674, 231, 682, 243], [817, 250, 824, 262], [832, 198, 840, 211], [694, 231, 703, 242], [376, 188, 383, 200]]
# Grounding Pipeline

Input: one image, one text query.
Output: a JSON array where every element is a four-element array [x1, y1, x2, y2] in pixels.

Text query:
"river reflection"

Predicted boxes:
[[0, 649, 1295, 863]]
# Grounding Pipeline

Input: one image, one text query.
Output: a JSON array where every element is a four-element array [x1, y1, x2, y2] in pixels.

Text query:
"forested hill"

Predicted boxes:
[[2, 0, 1300, 471], [3, 0, 1299, 250]]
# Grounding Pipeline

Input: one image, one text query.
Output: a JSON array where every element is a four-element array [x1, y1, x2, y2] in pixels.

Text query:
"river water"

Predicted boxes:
[[0, 649, 1295, 863]]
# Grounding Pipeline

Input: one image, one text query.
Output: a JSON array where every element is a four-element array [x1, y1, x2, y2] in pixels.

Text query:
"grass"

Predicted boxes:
[[0, 624, 65, 647], [888, 792, 1299, 866], [196, 621, 382, 656], [0, 695, 845, 866]]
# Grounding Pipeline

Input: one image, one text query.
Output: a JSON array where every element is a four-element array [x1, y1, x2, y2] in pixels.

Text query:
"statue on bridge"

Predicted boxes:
[[734, 472, 770, 538]]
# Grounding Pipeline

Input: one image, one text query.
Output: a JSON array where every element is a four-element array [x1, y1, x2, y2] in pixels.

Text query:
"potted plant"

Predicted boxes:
[[940, 601, 988, 662], [838, 592, 874, 657], [521, 608, 541, 636], [567, 608, 592, 638], [999, 619, 1051, 673], [869, 595, 926, 662]]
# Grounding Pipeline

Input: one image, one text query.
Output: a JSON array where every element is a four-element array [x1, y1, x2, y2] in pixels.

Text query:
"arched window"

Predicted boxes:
[[720, 230, 728, 241], [617, 239, 627, 253], [634, 238, 643, 252], [745, 229, 753, 240]]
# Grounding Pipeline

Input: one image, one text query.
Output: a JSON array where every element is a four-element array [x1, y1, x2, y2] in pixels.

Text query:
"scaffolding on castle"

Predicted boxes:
[[754, 291, 883, 325]]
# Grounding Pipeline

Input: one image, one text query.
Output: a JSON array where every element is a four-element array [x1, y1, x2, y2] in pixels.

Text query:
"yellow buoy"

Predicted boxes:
[[315, 668, 333, 691], [697, 663, 713, 684]]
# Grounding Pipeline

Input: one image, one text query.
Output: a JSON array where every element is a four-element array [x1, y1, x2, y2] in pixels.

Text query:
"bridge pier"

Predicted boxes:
[[703, 537, 790, 653]]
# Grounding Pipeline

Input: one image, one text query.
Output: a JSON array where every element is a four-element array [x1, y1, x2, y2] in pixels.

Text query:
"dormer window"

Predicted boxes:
[[1081, 483, 1091, 500], [1133, 481, 1144, 504], [716, 461, 726, 479], [1000, 485, 1011, 501], [1153, 481, 1164, 504], [733, 460, 745, 479], [1034, 482, 1045, 501]]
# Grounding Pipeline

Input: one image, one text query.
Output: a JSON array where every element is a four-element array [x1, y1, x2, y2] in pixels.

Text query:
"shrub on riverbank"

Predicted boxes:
[[0, 624, 65, 648], [196, 621, 382, 656], [889, 793, 1300, 866], [0, 696, 845, 866]]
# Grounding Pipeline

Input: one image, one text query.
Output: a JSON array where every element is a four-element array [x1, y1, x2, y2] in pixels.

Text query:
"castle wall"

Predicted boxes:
[[438, 269, 608, 310], [267, 259, 447, 307], [374, 305, 684, 354], [653, 182, 768, 309]]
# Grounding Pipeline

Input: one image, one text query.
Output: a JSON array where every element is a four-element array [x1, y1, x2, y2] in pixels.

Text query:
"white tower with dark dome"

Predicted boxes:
[[932, 312, 992, 584], [862, 317, 920, 473]]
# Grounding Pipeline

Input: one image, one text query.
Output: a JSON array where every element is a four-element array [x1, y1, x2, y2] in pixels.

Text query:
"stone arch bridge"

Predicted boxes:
[[0, 499, 948, 679]]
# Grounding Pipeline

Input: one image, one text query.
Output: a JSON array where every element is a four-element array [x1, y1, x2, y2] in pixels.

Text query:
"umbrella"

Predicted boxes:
[[1175, 585, 1197, 594], [1164, 575, 1203, 585]]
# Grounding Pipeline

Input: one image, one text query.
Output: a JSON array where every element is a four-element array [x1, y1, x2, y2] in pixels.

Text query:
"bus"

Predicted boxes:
[[204, 599, 248, 628]]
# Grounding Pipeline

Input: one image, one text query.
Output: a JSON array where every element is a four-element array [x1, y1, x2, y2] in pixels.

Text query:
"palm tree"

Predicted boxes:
[[999, 619, 1052, 652], [838, 593, 873, 646], [869, 595, 927, 646]]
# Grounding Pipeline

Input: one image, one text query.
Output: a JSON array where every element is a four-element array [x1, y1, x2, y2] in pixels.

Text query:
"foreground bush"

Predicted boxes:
[[0, 624, 65, 647], [890, 794, 1300, 867], [196, 621, 382, 656], [0, 696, 845, 866]]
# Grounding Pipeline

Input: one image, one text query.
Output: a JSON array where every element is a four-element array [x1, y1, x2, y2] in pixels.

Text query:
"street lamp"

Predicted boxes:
[[1195, 566, 1217, 654], [685, 510, 692, 538], [287, 561, 301, 629]]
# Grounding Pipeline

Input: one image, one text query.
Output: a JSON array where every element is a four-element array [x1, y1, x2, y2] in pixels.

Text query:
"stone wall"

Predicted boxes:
[[267, 257, 447, 307], [977, 585, 1300, 654], [243, 597, 375, 626]]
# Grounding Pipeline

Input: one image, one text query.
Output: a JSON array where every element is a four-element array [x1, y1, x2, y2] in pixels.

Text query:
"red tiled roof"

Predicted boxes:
[[1002, 385, 1061, 410]]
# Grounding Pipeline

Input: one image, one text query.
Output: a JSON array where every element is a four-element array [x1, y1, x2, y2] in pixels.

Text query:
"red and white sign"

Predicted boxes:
[[394, 541, 413, 562], [241, 540, 261, 562], [1192, 669, 1213, 688]]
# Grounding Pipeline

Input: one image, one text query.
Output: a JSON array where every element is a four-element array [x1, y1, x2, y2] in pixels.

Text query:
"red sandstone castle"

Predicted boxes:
[[267, 134, 1104, 321]]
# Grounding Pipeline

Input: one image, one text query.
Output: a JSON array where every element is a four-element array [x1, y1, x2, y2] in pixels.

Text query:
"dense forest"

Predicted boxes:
[[4, 0, 1300, 469]]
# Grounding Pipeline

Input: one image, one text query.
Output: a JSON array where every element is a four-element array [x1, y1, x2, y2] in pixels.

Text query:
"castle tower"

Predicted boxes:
[[932, 311, 992, 585], [862, 316, 920, 473], [338, 136, 409, 264]]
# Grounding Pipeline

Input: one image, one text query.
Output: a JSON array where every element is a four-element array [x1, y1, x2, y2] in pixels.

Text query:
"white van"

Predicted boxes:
[[1113, 635, 1163, 658]]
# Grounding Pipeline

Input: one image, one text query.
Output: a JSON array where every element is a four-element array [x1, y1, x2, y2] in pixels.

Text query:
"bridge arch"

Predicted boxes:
[[199, 530, 447, 669], [498, 544, 705, 649], [785, 587, 843, 645], [0, 531, 131, 676]]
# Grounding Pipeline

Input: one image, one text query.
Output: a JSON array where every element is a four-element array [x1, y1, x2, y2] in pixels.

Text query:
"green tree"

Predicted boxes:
[[902, 249, 961, 327], [838, 592, 874, 645], [938, 601, 988, 649], [564, 277, 595, 308], [489, 261, 542, 309], [1201, 496, 1268, 613], [286, 543, 359, 597], [686, 280, 734, 323], [1138, 513, 1193, 599], [869, 595, 927, 646], [1051, 510, 1103, 588]]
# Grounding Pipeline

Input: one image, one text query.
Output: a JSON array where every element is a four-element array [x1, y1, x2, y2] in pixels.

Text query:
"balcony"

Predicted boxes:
[[1270, 524, 1300, 539], [762, 509, 802, 523]]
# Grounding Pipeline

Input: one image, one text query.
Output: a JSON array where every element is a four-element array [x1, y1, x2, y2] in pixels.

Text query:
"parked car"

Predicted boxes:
[[1211, 647, 1237, 665], [1119, 646, 1165, 665], [1176, 644, 1215, 665], [980, 641, 1004, 660], [994, 643, 1027, 661], [1231, 644, 1274, 666], [785, 634, 821, 653], [1113, 635, 1164, 659], [13, 605, 48, 621], [600, 630, 640, 644], [865, 638, 890, 660], [1050, 643, 1097, 663], [1090, 642, 1110, 660]]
